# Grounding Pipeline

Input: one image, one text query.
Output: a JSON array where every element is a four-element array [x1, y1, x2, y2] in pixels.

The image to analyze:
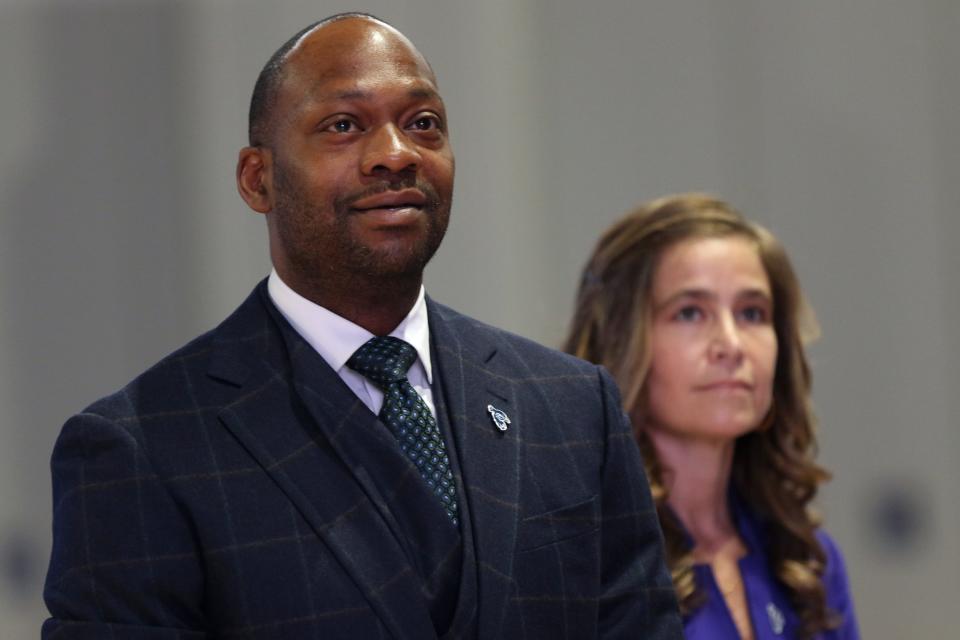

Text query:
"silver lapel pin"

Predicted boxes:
[[766, 602, 785, 635], [486, 404, 511, 432]]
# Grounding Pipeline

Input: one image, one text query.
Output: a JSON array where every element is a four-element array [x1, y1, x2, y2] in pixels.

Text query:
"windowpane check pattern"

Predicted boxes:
[[347, 336, 459, 526]]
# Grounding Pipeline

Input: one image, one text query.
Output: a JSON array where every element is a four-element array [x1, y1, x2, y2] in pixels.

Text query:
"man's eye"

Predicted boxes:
[[409, 115, 441, 131], [327, 119, 358, 133]]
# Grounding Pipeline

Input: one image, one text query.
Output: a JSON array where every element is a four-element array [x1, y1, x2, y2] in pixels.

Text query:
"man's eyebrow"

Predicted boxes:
[[326, 89, 369, 101], [316, 87, 442, 102], [407, 87, 441, 101]]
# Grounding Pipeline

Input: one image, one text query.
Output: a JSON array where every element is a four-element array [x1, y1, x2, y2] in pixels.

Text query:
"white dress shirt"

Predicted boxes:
[[267, 269, 435, 417]]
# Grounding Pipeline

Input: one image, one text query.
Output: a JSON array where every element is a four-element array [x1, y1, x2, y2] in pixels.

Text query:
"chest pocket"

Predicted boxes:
[[516, 494, 599, 552]]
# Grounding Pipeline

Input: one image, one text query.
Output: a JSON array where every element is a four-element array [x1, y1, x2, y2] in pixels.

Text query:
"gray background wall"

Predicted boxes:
[[1, 0, 956, 637]]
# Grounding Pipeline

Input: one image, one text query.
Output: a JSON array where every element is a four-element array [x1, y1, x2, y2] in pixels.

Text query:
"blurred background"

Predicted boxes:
[[1, 0, 957, 636]]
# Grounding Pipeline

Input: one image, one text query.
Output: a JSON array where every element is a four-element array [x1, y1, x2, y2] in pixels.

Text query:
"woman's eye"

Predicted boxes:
[[673, 306, 703, 322], [739, 306, 769, 323]]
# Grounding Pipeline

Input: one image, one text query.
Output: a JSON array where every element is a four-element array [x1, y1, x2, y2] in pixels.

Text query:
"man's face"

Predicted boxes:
[[262, 18, 454, 290]]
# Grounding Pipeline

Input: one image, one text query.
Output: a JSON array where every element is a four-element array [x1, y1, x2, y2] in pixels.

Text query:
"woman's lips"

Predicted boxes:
[[696, 380, 752, 392]]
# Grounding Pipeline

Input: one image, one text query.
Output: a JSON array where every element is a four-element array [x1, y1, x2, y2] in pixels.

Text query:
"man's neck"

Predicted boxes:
[[277, 267, 423, 336]]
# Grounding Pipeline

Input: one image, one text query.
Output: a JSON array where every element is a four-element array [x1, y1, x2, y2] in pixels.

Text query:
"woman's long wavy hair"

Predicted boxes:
[[564, 194, 836, 638]]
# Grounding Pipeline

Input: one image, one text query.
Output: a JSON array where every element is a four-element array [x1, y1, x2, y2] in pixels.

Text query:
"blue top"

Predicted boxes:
[[683, 499, 860, 639]]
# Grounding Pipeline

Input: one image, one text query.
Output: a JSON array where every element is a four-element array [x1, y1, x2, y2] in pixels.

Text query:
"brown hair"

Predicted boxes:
[[564, 193, 836, 638]]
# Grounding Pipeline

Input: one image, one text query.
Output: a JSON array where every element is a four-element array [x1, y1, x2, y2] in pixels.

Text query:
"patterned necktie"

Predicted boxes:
[[347, 336, 459, 526]]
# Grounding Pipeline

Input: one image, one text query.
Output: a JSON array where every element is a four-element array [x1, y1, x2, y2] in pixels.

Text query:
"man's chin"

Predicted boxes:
[[352, 242, 438, 280], [348, 224, 445, 276]]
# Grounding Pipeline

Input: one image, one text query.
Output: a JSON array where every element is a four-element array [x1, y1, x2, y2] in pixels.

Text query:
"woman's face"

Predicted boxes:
[[643, 235, 777, 443]]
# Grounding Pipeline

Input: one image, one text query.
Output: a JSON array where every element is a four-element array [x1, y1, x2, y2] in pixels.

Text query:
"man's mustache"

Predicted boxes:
[[338, 181, 443, 212]]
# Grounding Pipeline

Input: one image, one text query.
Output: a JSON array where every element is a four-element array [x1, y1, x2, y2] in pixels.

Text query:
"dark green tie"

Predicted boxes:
[[347, 336, 459, 526]]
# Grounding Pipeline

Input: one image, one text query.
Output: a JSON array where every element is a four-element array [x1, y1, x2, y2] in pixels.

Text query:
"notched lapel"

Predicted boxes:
[[429, 301, 521, 640]]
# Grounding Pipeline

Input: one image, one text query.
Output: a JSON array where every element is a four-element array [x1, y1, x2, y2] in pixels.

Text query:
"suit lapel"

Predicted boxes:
[[429, 300, 520, 640], [209, 284, 436, 640]]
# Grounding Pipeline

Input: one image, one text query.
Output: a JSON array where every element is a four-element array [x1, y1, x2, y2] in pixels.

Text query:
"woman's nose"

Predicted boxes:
[[708, 314, 744, 364]]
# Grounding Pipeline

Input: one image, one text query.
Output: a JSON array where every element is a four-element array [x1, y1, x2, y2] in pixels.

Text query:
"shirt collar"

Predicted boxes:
[[266, 269, 433, 383]]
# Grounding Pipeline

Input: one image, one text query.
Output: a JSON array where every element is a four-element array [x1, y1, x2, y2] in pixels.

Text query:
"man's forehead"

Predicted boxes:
[[284, 17, 435, 84]]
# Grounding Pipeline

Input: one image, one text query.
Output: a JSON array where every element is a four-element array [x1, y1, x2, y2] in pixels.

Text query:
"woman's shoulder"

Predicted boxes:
[[814, 528, 861, 639], [815, 529, 850, 591], [815, 529, 844, 567]]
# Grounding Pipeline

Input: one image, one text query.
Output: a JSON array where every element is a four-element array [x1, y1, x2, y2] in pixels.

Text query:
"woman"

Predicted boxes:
[[565, 194, 859, 639]]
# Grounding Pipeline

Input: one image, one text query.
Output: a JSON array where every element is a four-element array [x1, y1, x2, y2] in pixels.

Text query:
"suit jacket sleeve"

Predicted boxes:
[[595, 367, 683, 638], [43, 411, 208, 639]]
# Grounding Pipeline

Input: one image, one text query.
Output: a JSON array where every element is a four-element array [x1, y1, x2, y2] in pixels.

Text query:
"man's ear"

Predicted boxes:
[[236, 146, 273, 214]]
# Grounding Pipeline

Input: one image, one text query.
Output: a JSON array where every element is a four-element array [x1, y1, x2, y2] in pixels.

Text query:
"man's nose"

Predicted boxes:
[[708, 314, 744, 365], [360, 124, 421, 177]]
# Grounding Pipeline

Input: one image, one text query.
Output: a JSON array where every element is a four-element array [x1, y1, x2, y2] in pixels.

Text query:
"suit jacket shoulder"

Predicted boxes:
[[428, 298, 597, 374], [79, 284, 275, 422]]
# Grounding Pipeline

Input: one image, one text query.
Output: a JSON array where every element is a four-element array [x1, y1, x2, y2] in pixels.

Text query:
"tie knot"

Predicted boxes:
[[347, 336, 418, 386]]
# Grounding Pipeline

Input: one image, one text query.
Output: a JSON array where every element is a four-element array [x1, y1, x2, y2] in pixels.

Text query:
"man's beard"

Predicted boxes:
[[272, 166, 451, 283]]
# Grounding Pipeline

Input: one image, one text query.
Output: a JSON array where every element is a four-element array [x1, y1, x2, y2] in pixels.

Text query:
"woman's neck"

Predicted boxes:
[[648, 430, 755, 639], [648, 430, 740, 556]]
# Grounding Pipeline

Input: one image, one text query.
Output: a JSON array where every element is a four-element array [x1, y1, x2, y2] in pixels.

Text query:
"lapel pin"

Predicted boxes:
[[486, 404, 511, 432], [766, 602, 785, 635]]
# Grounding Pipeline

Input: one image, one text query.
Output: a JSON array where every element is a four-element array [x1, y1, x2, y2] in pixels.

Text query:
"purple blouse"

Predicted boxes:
[[682, 500, 860, 639]]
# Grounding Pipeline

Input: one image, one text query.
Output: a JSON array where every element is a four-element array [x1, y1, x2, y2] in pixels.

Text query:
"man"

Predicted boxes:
[[43, 13, 682, 639]]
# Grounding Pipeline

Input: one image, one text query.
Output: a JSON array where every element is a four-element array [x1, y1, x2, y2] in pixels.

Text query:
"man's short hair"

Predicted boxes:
[[247, 12, 388, 147]]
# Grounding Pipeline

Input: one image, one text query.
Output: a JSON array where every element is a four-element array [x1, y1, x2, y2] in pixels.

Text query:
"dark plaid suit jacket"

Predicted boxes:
[[43, 282, 682, 639]]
